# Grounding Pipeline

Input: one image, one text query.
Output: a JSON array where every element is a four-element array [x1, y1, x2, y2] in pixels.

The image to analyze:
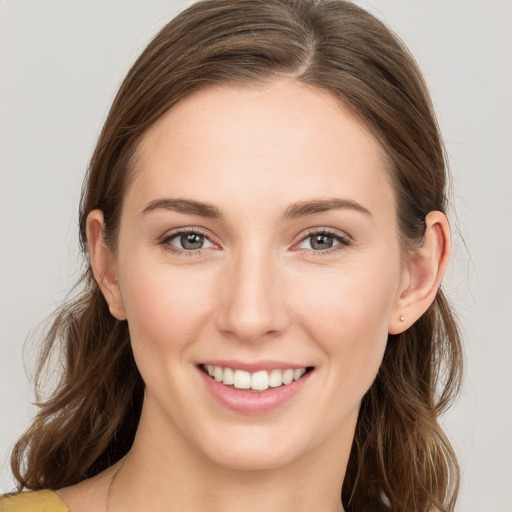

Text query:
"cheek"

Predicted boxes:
[[294, 260, 400, 389], [298, 263, 398, 338], [117, 260, 216, 369]]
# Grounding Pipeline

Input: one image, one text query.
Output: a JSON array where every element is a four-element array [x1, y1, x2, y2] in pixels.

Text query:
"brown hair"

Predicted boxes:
[[11, 1, 463, 510]]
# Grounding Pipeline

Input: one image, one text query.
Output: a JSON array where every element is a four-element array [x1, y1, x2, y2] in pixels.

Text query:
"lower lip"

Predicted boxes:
[[198, 367, 312, 415]]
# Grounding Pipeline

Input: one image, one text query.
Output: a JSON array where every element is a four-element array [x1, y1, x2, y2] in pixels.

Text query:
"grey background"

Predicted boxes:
[[1, 1, 511, 510]]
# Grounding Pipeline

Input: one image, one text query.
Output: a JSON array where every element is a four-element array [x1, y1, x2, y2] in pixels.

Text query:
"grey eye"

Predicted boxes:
[[164, 230, 216, 253], [297, 231, 349, 252], [177, 232, 205, 250], [166, 231, 215, 251], [309, 233, 334, 250]]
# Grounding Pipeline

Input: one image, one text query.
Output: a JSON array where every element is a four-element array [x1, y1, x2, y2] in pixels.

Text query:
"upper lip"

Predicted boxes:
[[198, 360, 311, 372]]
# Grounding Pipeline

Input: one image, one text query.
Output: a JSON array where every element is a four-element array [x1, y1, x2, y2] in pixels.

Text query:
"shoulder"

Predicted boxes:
[[0, 490, 69, 512]]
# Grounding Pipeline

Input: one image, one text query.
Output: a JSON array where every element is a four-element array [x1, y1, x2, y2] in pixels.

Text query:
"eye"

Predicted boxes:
[[161, 229, 216, 254], [296, 229, 350, 252]]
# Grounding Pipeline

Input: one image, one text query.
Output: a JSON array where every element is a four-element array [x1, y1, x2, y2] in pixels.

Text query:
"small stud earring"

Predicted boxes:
[[399, 315, 405, 322]]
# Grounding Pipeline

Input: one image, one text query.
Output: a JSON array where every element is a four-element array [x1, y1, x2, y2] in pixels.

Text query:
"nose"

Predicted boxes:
[[215, 245, 290, 342]]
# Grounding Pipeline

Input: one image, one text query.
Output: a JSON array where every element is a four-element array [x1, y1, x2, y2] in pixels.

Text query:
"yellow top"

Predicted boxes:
[[0, 490, 69, 512]]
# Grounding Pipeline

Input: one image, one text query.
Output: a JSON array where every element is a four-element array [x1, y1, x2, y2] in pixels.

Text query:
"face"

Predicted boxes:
[[108, 80, 407, 471]]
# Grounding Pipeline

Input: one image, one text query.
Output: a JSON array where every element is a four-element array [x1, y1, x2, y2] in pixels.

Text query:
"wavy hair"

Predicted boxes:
[[11, 1, 462, 510]]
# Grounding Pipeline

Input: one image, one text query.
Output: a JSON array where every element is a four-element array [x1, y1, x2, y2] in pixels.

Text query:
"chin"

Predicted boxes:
[[191, 415, 341, 474], [204, 437, 304, 472]]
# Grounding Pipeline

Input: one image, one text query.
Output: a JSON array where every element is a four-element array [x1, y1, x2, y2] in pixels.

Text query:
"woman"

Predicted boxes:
[[1, 0, 462, 511]]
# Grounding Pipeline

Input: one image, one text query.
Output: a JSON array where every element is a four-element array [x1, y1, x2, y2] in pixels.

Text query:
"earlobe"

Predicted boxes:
[[389, 211, 451, 335], [86, 210, 127, 321]]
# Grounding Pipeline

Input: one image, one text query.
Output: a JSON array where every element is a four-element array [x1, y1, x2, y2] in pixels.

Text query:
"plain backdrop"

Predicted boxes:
[[1, 1, 511, 510]]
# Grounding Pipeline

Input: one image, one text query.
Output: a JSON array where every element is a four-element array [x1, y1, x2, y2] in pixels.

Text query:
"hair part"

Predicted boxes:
[[11, 1, 462, 510]]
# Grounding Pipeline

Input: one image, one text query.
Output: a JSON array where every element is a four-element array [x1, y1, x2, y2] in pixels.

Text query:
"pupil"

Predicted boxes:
[[181, 233, 204, 250], [312, 234, 333, 250]]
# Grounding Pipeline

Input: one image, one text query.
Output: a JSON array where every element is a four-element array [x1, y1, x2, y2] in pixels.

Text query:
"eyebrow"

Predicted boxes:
[[282, 198, 371, 220], [140, 198, 224, 219], [140, 197, 371, 220]]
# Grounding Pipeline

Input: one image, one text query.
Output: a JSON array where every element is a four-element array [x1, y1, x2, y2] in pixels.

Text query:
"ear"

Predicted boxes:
[[388, 211, 451, 334], [86, 210, 127, 321]]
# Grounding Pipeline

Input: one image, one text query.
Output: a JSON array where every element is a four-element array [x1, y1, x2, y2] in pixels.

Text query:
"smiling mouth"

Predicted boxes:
[[200, 364, 313, 392]]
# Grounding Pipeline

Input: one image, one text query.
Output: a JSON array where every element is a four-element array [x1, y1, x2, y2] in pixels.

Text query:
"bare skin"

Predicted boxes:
[[57, 79, 450, 512], [57, 459, 123, 511]]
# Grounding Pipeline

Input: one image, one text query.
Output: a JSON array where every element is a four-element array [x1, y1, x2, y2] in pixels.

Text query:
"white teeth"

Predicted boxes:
[[282, 368, 294, 385], [213, 366, 223, 382], [204, 365, 308, 391], [222, 367, 234, 385], [233, 369, 251, 389], [251, 370, 269, 391], [293, 368, 306, 381], [269, 369, 283, 388]]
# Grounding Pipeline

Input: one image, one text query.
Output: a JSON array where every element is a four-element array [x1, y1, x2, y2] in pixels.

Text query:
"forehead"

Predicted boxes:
[[128, 80, 394, 218]]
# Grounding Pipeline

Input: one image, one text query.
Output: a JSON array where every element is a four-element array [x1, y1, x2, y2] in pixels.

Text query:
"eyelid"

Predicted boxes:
[[157, 226, 220, 256], [156, 226, 351, 256], [291, 227, 352, 253]]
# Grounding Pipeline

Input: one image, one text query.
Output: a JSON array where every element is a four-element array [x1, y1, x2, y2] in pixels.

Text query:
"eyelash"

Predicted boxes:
[[158, 228, 216, 257], [158, 227, 351, 257], [294, 228, 351, 255]]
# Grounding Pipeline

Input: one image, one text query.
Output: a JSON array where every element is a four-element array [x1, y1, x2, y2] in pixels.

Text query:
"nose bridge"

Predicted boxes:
[[216, 242, 288, 341]]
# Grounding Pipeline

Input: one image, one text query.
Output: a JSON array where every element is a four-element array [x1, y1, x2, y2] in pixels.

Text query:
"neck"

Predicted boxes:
[[109, 400, 353, 512]]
